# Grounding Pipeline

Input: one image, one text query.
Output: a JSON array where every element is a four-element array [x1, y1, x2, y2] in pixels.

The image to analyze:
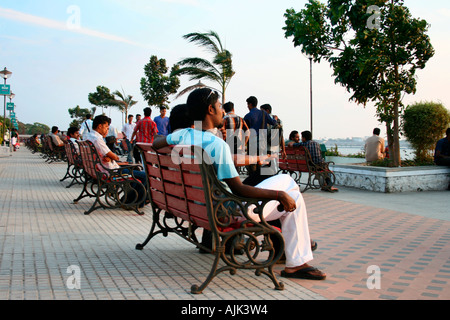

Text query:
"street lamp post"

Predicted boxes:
[[0, 67, 12, 147], [8, 92, 15, 152], [303, 54, 313, 137]]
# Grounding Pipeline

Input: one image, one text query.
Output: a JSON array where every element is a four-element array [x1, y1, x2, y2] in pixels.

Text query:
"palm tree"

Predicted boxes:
[[173, 31, 235, 104], [113, 89, 138, 125]]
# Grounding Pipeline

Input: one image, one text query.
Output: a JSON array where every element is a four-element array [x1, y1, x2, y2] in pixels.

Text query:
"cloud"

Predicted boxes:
[[0, 7, 142, 47]]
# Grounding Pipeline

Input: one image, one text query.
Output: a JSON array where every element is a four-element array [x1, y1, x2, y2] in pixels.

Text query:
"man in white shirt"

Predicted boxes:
[[122, 114, 135, 164], [80, 114, 93, 140], [67, 127, 81, 153], [87, 115, 147, 206], [365, 128, 386, 162]]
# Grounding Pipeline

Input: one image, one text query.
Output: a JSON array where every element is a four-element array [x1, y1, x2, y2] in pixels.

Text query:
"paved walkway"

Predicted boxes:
[[0, 148, 449, 300]]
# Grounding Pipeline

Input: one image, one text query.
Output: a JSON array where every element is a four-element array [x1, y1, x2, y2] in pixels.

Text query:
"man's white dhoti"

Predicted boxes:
[[247, 174, 313, 268]]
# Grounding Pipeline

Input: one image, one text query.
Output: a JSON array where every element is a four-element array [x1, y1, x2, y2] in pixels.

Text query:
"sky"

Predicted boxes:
[[1, 0, 449, 140]]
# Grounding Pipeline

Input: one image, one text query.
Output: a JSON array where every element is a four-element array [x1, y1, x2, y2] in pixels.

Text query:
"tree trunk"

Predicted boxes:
[[391, 63, 402, 167], [392, 100, 401, 167]]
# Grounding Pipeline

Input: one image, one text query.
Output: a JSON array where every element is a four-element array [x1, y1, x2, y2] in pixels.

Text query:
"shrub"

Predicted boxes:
[[323, 144, 341, 156], [402, 101, 450, 162]]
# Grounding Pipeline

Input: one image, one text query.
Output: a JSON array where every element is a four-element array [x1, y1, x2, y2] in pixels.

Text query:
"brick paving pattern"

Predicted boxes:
[[274, 194, 450, 300]]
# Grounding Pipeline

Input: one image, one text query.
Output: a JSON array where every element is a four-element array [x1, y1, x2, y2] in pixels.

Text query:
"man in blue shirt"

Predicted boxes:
[[244, 96, 277, 140], [153, 107, 170, 136], [295, 130, 338, 193], [434, 128, 450, 190], [243, 96, 278, 185], [153, 88, 326, 281]]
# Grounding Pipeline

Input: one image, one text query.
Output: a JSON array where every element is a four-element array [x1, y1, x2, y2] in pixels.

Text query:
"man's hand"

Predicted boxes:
[[277, 191, 296, 212]]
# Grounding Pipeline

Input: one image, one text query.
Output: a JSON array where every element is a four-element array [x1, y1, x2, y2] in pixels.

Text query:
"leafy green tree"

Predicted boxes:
[[25, 122, 50, 135], [68, 105, 94, 128], [283, 0, 434, 166], [402, 101, 450, 162], [140, 55, 180, 109], [113, 89, 138, 124], [88, 86, 117, 114], [173, 31, 235, 104]]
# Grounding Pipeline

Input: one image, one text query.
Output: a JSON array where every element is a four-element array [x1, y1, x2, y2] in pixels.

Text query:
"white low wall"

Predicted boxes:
[[330, 164, 450, 193]]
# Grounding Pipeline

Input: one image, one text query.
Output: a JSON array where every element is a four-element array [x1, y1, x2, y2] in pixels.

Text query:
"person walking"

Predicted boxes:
[[122, 115, 135, 164]]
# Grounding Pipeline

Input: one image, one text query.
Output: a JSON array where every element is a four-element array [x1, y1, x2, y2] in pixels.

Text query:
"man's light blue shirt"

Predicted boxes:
[[166, 128, 239, 181]]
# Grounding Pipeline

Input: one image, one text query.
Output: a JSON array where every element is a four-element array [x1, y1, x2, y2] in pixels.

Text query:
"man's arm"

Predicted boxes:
[[152, 136, 169, 149], [233, 154, 277, 167], [265, 112, 277, 126], [224, 177, 296, 212]]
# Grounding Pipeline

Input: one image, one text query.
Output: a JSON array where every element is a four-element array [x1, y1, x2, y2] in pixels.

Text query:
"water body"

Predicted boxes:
[[330, 145, 415, 160]]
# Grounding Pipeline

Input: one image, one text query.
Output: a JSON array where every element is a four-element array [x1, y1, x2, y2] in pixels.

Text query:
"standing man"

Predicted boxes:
[[154, 107, 170, 136], [364, 128, 386, 162], [131, 107, 158, 163], [261, 104, 286, 159], [243, 96, 278, 185], [80, 114, 93, 140], [135, 114, 142, 124], [244, 96, 277, 142], [122, 114, 135, 164], [223, 101, 249, 155]]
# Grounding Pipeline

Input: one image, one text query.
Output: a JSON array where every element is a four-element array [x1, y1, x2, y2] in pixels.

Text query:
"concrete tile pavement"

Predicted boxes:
[[0, 148, 323, 301], [1, 147, 449, 301]]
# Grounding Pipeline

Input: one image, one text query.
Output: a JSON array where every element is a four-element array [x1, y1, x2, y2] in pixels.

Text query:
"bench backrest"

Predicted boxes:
[[138, 143, 218, 231], [64, 140, 79, 166], [279, 146, 309, 172], [46, 135, 56, 152], [77, 140, 102, 180]]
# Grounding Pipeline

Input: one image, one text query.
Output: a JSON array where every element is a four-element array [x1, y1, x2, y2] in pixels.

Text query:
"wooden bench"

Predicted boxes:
[[73, 140, 146, 216], [135, 143, 285, 294], [278, 145, 335, 192], [60, 140, 85, 188], [42, 135, 66, 163]]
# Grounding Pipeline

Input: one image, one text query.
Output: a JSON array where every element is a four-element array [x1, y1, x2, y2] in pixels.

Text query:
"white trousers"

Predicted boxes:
[[247, 174, 313, 268]]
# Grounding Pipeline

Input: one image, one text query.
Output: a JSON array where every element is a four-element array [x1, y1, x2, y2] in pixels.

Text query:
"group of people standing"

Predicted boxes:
[[121, 107, 171, 164]]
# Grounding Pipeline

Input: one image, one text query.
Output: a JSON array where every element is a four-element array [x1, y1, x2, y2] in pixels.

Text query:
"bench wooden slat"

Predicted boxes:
[[136, 142, 285, 294]]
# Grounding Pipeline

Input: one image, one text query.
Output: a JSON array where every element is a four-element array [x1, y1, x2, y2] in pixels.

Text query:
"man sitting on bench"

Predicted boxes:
[[86, 115, 148, 207], [153, 88, 326, 281]]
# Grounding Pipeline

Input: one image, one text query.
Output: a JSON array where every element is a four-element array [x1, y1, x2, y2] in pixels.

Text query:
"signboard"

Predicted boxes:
[[0, 84, 11, 95], [7, 103, 14, 111]]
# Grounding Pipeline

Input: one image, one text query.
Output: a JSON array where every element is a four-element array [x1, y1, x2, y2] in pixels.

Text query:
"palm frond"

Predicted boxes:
[[177, 57, 220, 74], [183, 31, 222, 55], [175, 81, 220, 100], [176, 67, 221, 83]]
